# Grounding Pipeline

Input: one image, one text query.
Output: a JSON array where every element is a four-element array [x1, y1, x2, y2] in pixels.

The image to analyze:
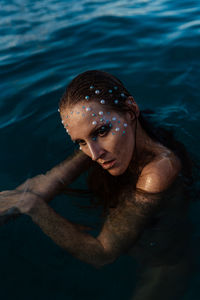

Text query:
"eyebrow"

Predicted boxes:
[[72, 122, 102, 143]]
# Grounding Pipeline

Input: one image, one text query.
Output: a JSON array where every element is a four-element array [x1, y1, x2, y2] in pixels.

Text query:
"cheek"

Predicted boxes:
[[117, 132, 135, 157], [107, 133, 127, 155], [104, 133, 121, 151]]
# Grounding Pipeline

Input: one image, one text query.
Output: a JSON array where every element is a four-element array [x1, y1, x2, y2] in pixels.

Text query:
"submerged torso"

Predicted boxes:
[[126, 174, 192, 266]]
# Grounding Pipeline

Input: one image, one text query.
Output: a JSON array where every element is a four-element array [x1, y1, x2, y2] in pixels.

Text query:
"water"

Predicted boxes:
[[0, 0, 200, 299]]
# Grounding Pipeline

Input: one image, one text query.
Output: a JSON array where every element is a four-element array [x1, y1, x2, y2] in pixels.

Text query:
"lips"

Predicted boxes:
[[101, 159, 113, 164], [99, 159, 113, 164], [101, 159, 116, 169]]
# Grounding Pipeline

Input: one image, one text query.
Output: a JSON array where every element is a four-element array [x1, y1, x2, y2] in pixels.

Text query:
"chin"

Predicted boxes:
[[107, 165, 128, 176], [107, 169, 119, 176]]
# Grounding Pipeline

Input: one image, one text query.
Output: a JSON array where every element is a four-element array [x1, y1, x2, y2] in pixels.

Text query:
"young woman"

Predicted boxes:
[[0, 70, 194, 299]]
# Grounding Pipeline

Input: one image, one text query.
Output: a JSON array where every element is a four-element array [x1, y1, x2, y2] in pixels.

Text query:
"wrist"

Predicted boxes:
[[23, 195, 45, 218], [16, 175, 55, 203]]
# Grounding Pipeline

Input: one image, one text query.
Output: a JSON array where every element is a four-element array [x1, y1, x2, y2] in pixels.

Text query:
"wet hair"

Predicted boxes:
[[59, 69, 134, 116], [59, 70, 196, 219]]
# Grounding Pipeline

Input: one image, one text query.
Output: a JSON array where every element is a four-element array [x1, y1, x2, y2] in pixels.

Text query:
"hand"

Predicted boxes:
[[15, 174, 56, 203], [0, 189, 43, 219]]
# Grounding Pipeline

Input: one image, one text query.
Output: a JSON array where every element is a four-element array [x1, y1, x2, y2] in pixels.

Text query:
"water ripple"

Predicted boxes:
[[0, 0, 199, 138]]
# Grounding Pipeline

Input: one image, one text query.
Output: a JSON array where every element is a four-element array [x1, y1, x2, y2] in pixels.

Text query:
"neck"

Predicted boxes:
[[135, 120, 163, 159]]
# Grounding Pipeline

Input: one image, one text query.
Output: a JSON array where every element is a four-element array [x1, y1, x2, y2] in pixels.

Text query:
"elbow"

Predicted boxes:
[[86, 239, 119, 269]]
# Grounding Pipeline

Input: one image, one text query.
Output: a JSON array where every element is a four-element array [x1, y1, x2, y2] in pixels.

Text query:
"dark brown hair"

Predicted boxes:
[[59, 70, 195, 219]]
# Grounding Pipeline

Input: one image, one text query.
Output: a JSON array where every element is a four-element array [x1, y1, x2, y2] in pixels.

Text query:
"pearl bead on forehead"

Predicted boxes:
[[83, 84, 127, 106], [58, 84, 130, 146]]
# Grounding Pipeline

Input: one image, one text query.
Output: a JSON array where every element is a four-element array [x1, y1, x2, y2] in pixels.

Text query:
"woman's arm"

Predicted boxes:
[[0, 150, 92, 225], [16, 150, 92, 202], [25, 185, 162, 269], [25, 159, 175, 269]]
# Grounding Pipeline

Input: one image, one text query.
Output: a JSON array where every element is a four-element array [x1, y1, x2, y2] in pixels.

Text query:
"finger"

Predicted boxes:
[[0, 190, 17, 196], [0, 190, 22, 199], [0, 190, 11, 194]]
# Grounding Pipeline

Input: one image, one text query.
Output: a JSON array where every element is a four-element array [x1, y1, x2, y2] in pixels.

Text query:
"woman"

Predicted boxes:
[[0, 70, 194, 299]]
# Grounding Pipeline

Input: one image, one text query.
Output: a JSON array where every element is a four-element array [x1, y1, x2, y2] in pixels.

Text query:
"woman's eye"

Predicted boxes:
[[75, 124, 110, 147], [98, 125, 110, 136]]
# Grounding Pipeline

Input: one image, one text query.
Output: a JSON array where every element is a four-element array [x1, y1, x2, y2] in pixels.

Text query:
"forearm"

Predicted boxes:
[[26, 200, 114, 268], [16, 150, 92, 202], [42, 150, 92, 195]]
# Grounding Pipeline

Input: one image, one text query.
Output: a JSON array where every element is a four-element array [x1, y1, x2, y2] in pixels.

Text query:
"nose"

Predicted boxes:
[[87, 141, 105, 161]]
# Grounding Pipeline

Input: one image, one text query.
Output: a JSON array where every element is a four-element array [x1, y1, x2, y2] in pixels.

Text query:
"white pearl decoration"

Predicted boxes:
[[92, 121, 97, 125], [99, 111, 103, 115]]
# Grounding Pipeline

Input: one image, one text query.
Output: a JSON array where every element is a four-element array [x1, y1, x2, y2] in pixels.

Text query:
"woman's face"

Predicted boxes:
[[61, 100, 138, 176]]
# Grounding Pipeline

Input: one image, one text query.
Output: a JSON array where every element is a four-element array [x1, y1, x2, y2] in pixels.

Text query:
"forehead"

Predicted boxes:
[[61, 101, 121, 139], [62, 101, 117, 121]]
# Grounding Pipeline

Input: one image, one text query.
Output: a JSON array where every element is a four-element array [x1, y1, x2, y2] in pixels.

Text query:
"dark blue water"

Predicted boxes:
[[0, 0, 200, 299]]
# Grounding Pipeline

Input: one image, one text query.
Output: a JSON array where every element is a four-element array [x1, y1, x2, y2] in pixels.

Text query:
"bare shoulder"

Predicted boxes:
[[136, 150, 182, 194]]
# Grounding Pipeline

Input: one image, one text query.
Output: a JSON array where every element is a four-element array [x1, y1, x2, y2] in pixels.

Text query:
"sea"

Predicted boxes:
[[0, 0, 200, 299]]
